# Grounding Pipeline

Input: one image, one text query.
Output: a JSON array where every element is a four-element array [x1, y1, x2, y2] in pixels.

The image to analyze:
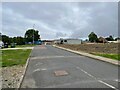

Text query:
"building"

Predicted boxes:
[[98, 37, 108, 43], [54, 38, 82, 44], [42, 40, 54, 45], [34, 40, 42, 45]]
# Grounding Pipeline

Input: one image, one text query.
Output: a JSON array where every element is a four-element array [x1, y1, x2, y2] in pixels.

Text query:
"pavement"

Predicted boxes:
[[20, 45, 119, 89]]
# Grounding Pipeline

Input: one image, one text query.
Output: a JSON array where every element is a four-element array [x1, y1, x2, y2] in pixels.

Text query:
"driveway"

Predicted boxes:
[[20, 45, 119, 89]]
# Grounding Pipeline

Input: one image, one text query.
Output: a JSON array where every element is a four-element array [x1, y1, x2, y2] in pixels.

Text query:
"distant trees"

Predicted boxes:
[[10, 37, 25, 45], [88, 32, 98, 42], [88, 32, 119, 43], [1, 28, 41, 45], [2, 35, 10, 44], [1, 29, 41, 45], [105, 35, 114, 41], [24, 29, 40, 43], [115, 37, 120, 41], [2, 35, 25, 45]]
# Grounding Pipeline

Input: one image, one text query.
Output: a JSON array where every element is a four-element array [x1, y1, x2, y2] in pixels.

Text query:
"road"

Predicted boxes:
[[20, 45, 119, 89]]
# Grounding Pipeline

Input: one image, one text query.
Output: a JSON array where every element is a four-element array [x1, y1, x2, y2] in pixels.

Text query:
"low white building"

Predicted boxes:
[[54, 38, 82, 44]]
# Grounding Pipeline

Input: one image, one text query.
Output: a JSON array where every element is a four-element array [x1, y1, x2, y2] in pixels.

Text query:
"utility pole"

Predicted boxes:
[[33, 24, 35, 44]]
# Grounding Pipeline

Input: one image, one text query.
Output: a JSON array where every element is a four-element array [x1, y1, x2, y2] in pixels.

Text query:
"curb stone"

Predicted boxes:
[[53, 45, 120, 66], [17, 47, 34, 89]]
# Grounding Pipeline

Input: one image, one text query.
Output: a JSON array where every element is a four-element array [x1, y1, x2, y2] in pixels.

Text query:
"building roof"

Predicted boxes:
[[54, 38, 81, 41]]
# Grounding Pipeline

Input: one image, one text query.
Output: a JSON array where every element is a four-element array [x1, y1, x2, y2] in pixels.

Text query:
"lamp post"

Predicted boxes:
[[33, 24, 35, 44]]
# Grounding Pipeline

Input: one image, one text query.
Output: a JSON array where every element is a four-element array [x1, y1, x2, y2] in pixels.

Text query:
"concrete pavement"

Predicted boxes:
[[20, 45, 119, 89]]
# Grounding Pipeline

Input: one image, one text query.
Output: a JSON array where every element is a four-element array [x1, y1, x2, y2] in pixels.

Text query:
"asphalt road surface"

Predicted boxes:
[[20, 45, 119, 89]]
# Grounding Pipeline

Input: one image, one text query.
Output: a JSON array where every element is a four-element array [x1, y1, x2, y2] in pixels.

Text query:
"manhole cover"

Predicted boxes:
[[54, 70, 68, 76]]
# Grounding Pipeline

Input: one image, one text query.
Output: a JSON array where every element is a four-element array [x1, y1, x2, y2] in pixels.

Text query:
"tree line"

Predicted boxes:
[[88, 32, 120, 43], [0, 30, 119, 45], [1, 29, 40, 45]]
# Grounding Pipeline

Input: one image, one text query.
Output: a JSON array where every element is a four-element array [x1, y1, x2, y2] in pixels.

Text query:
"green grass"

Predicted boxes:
[[15, 44, 36, 48], [92, 53, 120, 61], [5, 44, 36, 48], [0, 49, 31, 67]]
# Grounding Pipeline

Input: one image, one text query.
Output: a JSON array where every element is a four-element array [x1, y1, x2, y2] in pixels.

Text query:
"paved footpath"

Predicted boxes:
[[20, 45, 119, 89]]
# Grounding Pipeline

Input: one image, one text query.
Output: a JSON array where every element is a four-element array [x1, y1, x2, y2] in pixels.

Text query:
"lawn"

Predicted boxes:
[[16, 44, 36, 48], [5, 44, 36, 48], [1, 49, 31, 67], [92, 53, 120, 61]]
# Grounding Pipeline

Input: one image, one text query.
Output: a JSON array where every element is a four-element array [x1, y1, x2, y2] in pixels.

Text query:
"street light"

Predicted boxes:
[[33, 24, 35, 44]]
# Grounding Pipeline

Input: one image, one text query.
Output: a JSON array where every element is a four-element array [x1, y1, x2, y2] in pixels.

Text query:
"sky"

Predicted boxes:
[[1, 1, 118, 40]]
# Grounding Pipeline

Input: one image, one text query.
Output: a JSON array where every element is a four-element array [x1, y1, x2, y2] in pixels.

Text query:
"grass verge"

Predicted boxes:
[[0, 49, 31, 67], [92, 53, 120, 61], [15, 44, 36, 48]]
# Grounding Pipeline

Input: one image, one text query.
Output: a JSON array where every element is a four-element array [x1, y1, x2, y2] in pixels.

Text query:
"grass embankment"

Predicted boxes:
[[92, 53, 120, 61], [0, 49, 31, 67]]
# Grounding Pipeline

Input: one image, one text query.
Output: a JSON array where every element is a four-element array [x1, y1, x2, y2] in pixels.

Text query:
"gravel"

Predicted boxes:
[[1, 65, 25, 88]]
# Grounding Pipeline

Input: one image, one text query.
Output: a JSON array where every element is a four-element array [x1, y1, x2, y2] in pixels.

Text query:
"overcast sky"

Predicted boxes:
[[1, 2, 118, 40]]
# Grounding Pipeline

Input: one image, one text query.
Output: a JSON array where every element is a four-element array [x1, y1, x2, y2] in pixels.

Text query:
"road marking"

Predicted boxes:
[[41, 68, 47, 71], [98, 80, 117, 89], [36, 63, 43, 66], [44, 80, 115, 88], [33, 68, 47, 73], [114, 79, 120, 82], [31, 56, 83, 59], [76, 67, 118, 90], [33, 69, 41, 73]]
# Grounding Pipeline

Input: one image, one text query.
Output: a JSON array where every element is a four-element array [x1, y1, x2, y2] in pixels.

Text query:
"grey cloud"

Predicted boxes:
[[55, 32, 67, 38], [2, 2, 118, 39], [71, 2, 118, 38]]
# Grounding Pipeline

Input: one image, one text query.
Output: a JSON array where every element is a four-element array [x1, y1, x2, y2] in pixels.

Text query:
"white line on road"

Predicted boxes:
[[33, 68, 47, 73], [76, 67, 118, 90], [33, 69, 41, 73], [41, 68, 47, 71], [114, 79, 120, 82], [36, 63, 43, 66], [98, 80, 117, 89], [31, 56, 83, 59]]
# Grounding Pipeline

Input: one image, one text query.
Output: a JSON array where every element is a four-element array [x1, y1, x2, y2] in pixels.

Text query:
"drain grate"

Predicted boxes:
[[54, 70, 68, 76]]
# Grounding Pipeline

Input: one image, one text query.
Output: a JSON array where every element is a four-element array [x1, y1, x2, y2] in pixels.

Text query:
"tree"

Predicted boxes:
[[24, 29, 40, 43], [15, 37, 25, 45], [0, 33, 2, 41], [88, 32, 98, 42], [105, 35, 114, 41], [8, 36, 25, 45], [2, 35, 10, 44], [115, 37, 120, 41]]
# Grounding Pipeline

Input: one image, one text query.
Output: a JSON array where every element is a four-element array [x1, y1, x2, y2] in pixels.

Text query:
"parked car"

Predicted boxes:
[[4, 43, 8, 48], [11, 43, 15, 48], [0, 41, 4, 49]]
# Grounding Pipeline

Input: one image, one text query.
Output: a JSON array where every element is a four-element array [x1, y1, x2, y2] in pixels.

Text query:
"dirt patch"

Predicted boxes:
[[1, 65, 25, 88], [58, 43, 119, 54]]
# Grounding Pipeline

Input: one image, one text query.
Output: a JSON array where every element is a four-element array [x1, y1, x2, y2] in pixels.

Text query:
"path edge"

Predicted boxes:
[[17, 47, 34, 89]]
